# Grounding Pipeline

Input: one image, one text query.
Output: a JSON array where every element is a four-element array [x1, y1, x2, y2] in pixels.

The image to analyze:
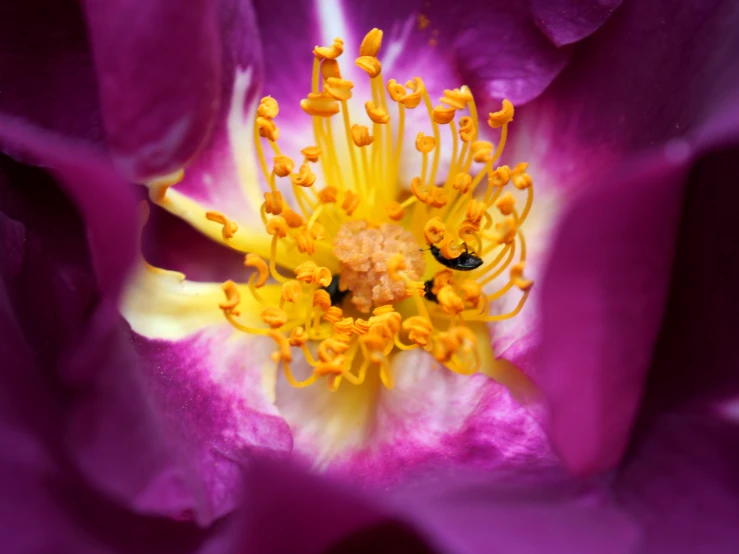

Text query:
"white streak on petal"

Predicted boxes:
[[228, 68, 264, 218]]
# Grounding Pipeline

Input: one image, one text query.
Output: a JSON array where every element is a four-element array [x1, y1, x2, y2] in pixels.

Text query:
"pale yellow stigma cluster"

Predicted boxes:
[[212, 28, 535, 391]]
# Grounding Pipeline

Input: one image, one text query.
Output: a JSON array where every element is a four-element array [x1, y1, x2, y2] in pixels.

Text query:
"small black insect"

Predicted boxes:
[[427, 243, 483, 271], [322, 275, 349, 306], [423, 279, 438, 303]]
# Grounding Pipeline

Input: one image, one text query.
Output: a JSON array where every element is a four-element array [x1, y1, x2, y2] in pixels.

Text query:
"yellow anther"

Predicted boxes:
[[262, 307, 288, 329], [342, 190, 361, 216], [334, 317, 355, 336], [313, 289, 331, 311], [353, 318, 370, 335], [264, 190, 283, 215], [415, 132, 435, 153], [387, 79, 407, 102], [267, 330, 292, 363], [300, 92, 340, 117], [219, 280, 241, 314], [273, 155, 294, 177], [405, 280, 426, 297], [440, 87, 473, 110], [351, 124, 374, 147], [282, 208, 304, 228], [295, 260, 318, 283], [313, 37, 344, 60], [295, 228, 315, 254], [365, 101, 390, 124], [453, 172, 472, 194], [424, 217, 446, 244], [281, 280, 302, 303], [257, 96, 279, 119], [432, 104, 456, 125], [434, 326, 478, 364], [387, 253, 407, 281], [471, 141, 494, 163], [321, 59, 342, 80], [458, 221, 479, 242], [205, 211, 238, 239], [437, 285, 465, 314], [288, 327, 309, 347], [324, 306, 343, 323], [355, 56, 382, 78], [402, 78, 424, 108], [257, 117, 280, 141], [318, 337, 350, 362], [266, 216, 288, 238], [385, 201, 405, 221], [488, 99, 514, 128], [315, 357, 346, 376], [147, 169, 184, 202], [325, 77, 354, 101], [511, 262, 534, 291], [402, 315, 433, 346], [359, 28, 383, 57], [314, 266, 333, 288], [291, 162, 317, 188], [244, 254, 270, 287], [512, 162, 533, 190], [410, 177, 429, 203], [494, 216, 518, 245], [460, 279, 482, 306], [439, 235, 462, 259], [432, 269, 456, 293], [465, 199, 487, 226], [387, 79, 422, 108], [309, 222, 326, 240], [317, 186, 338, 203], [495, 192, 516, 215], [458, 116, 475, 142], [373, 305, 395, 316], [490, 165, 512, 187], [427, 187, 448, 208], [301, 146, 321, 162]]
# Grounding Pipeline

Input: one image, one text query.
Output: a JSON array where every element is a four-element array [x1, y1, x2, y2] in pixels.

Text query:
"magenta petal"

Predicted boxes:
[[539, 152, 687, 475], [82, 0, 223, 182], [130, 329, 293, 523], [530, 0, 623, 46]]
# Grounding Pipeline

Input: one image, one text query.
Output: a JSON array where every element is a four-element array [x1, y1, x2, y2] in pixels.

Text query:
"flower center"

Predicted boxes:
[[334, 220, 425, 312], [213, 28, 535, 392]]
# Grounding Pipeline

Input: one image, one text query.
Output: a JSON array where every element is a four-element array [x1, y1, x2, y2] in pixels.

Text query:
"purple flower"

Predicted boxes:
[[1, 0, 738, 552]]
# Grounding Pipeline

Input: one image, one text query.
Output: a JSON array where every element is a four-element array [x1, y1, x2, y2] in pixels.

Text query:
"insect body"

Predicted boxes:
[[428, 244, 483, 271], [423, 279, 438, 303], [323, 275, 349, 306]]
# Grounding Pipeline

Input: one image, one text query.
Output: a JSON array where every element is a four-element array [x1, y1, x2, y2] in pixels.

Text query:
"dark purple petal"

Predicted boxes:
[[236, 458, 638, 554], [519, 0, 739, 474], [0, 171, 230, 546], [612, 143, 739, 553], [81, 0, 222, 182], [0, 1, 104, 144], [530, 0, 623, 46], [0, 115, 137, 299]]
